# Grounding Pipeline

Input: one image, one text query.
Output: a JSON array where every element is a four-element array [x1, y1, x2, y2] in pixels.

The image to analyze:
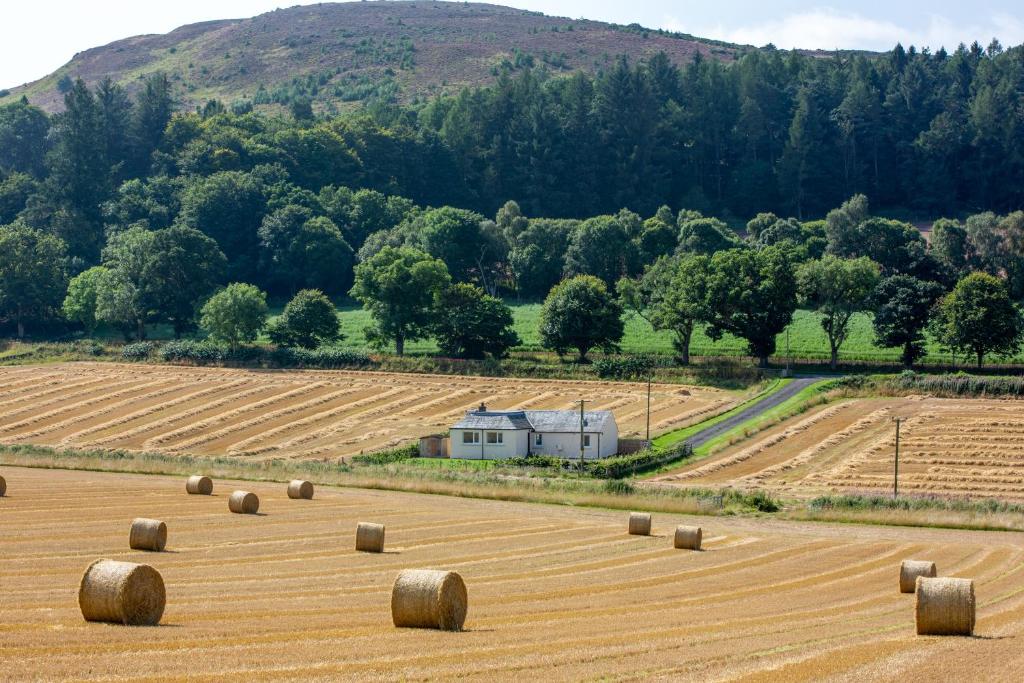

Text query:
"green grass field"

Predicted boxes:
[[89, 300, 999, 365]]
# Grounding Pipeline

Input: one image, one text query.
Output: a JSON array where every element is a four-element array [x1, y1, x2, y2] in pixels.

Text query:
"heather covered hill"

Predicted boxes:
[[4, 1, 745, 113]]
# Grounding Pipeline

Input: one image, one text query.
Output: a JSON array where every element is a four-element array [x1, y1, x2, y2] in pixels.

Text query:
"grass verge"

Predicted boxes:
[[786, 494, 1024, 532], [0, 443, 777, 516]]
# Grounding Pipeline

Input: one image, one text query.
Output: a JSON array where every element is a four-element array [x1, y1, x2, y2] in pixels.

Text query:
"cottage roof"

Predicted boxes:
[[451, 409, 614, 433], [451, 410, 533, 431]]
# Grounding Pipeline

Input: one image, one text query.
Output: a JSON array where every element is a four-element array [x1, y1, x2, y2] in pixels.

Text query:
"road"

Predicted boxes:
[[684, 376, 825, 450]]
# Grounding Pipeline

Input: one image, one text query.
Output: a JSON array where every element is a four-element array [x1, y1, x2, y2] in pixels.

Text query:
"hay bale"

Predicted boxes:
[[129, 518, 167, 552], [78, 559, 165, 626], [628, 512, 651, 536], [674, 525, 702, 550], [0, 474, 6, 497], [185, 475, 213, 495], [356, 522, 385, 553], [228, 490, 259, 514], [900, 559, 937, 593], [391, 569, 467, 631], [916, 577, 975, 636], [287, 479, 314, 500]]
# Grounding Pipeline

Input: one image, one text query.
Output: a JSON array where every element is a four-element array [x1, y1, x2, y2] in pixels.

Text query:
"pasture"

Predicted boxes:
[[0, 363, 729, 459], [1, 467, 1022, 680], [656, 397, 1024, 502]]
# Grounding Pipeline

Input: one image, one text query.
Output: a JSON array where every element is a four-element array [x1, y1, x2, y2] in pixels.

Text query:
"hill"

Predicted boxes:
[[4, 1, 749, 113]]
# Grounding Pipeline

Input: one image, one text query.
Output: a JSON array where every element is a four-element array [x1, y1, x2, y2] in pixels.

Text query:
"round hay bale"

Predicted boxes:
[[78, 559, 165, 626], [287, 479, 314, 500], [356, 522, 385, 553], [228, 490, 259, 514], [628, 512, 651, 536], [185, 475, 213, 495], [916, 577, 975, 636], [674, 525, 702, 550], [0, 474, 6, 497], [391, 569, 467, 631], [900, 559, 937, 593], [129, 518, 167, 552]]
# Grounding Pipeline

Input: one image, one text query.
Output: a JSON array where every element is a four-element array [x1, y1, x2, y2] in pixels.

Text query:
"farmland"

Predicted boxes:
[[0, 363, 729, 459], [1, 466, 1023, 680], [655, 396, 1024, 502]]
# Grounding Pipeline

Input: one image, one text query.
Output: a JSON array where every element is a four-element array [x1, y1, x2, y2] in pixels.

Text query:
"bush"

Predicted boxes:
[[267, 289, 342, 349], [586, 443, 690, 479], [160, 340, 229, 364], [351, 444, 418, 465], [886, 371, 1024, 397], [121, 341, 154, 361], [504, 454, 564, 469], [593, 354, 656, 380]]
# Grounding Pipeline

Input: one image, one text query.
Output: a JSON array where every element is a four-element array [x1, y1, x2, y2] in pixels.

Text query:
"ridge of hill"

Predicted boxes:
[[4, 1, 753, 113]]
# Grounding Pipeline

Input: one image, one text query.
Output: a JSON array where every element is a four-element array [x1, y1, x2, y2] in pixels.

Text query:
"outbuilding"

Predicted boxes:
[[449, 405, 618, 460]]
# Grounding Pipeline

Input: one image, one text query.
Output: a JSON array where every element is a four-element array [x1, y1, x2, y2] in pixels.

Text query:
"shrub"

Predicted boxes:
[[593, 354, 656, 380], [587, 443, 690, 479], [267, 289, 342, 349], [886, 371, 1024, 397], [351, 443, 418, 465], [504, 454, 564, 469], [121, 341, 154, 361]]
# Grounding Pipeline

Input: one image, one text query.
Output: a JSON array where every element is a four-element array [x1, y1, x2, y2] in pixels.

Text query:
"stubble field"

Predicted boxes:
[[0, 363, 729, 460], [0, 467, 1022, 681], [655, 397, 1024, 502]]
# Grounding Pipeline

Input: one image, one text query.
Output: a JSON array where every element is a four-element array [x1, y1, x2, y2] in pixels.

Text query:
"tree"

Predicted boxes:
[[797, 255, 880, 369], [62, 266, 108, 336], [539, 275, 624, 362], [267, 289, 341, 349], [703, 246, 798, 367], [508, 218, 573, 298], [618, 254, 709, 365], [349, 246, 451, 355], [0, 223, 67, 337], [258, 206, 353, 295], [95, 268, 147, 341], [130, 73, 174, 177], [199, 283, 269, 349], [677, 217, 740, 255], [564, 214, 638, 287], [432, 283, 520, 359], [930, 272, 1022, 368], [0, 97, 51, 177], [872, 275, 944, 369], [408, 207, 504, 295], [143, 226, 226, 337]]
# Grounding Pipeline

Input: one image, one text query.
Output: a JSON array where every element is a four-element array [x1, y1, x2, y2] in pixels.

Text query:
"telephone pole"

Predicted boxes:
[[645, 375, 652, 442], [579, 399, 588, 476], [892, 416, 902, 498]]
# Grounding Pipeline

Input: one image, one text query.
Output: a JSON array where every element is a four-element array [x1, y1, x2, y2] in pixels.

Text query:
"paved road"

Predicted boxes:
[[684, 376, 826, 450]]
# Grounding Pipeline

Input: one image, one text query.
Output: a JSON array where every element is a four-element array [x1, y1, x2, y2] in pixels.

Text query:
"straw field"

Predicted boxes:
[[1, 466, 1022, 680], [0, 363, 728, 460], [656, 397, 1024, 501]]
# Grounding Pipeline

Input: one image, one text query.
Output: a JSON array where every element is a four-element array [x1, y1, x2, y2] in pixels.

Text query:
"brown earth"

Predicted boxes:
[[654, 397, 1024, 502], [0, 466, 1022, 681], [0, 363, 729, 459]]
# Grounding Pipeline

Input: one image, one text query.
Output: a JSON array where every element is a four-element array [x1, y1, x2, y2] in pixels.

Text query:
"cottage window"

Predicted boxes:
[[534, 433, 543, 446], [486, 431, 503, 444], [583, 434, 591, 448], [462, 431, 480, 444]]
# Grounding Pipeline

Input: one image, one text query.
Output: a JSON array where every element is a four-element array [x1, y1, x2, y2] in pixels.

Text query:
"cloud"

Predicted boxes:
[[665, 8, 1024, 52]]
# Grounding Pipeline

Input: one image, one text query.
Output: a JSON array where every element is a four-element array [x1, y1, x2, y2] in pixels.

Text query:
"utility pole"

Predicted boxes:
[[579, 399, 588, 477], [892, 416, 902, 498], [645, 375, 652, 442]]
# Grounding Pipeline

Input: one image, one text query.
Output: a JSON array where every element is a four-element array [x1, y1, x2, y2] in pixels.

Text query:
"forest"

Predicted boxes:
[[1, 40, 1024, 366]]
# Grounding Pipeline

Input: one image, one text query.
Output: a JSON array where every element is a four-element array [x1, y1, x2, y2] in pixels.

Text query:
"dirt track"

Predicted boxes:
[[1, 466, 1023, 681], [0, 363, 729, 460]]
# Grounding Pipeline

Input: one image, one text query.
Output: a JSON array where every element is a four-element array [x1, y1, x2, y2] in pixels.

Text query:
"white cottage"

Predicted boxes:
[[449, 405, 618, 460]]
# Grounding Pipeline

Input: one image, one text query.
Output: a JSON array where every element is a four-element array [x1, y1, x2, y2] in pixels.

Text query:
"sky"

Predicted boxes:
[[2, 1, 1023, 90]]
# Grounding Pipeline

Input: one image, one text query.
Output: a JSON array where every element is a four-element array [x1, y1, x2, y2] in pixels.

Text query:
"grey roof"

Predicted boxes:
[[451, 409, 614, 433], [525, 410, 614, 433], [452, 410, 533, 431]]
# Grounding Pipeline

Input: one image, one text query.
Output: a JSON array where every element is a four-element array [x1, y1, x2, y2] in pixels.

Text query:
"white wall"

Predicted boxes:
[[450, 429, 529, 459], [530, 432, 609, 460]]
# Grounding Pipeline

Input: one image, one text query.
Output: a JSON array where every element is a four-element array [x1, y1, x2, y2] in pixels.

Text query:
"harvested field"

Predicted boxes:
[[655, 397, 1024, 501], [0, 363, 728, 460], [1, 466, 1023, 680]]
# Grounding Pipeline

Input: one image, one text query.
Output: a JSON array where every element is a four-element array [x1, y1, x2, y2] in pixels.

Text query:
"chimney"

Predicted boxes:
[[477, 402, 487, 412]]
